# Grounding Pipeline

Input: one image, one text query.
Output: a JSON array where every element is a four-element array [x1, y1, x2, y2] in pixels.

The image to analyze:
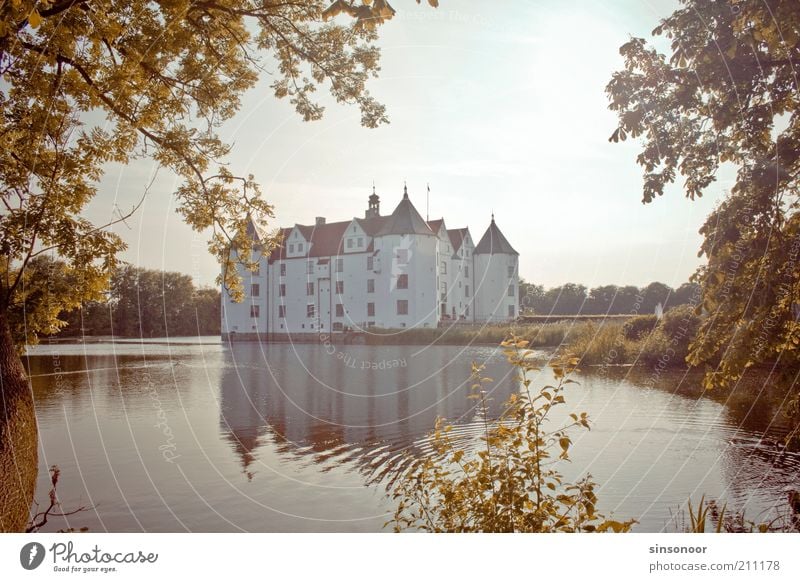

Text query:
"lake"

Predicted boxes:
[[24, 338, 799, 532]]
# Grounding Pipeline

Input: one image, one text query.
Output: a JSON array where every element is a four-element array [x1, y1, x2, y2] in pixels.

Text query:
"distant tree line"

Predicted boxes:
[[56, 264, 220, 338], [518, 280, 700, 316]]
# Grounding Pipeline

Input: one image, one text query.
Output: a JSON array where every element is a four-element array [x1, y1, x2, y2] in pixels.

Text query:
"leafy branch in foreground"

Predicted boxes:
[[388, 337, 636, 533]]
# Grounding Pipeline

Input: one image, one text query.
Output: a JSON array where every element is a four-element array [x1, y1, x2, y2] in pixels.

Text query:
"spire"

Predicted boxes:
[[403, 181, 408, 200], [376, 189, 434, 236], [474, 216, 518, 255]]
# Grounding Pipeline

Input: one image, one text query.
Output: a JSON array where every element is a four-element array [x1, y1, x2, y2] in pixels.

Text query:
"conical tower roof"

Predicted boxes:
[[376, 185, 434, 236], [474, 216, 518, 255]]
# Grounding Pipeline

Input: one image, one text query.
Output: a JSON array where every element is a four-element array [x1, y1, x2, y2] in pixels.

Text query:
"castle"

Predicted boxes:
[[221, 185, 519, 340]]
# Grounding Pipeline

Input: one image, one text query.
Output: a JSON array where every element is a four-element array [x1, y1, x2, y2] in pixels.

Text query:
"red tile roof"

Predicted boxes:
[[447, 227, 470, 252], [268, 216, 388, 262], [427, 218, 444, 234]]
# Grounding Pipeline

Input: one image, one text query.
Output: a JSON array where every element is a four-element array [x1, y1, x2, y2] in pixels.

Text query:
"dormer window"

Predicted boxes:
[[298, 243, 304, 253], [347, 238, 353, 249], [357, 237, 364, 247], [289, 243, 295, 253]]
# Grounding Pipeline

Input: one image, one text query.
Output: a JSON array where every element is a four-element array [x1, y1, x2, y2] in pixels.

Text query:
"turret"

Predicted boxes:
[[366, 184, 380, 219], [473, 215, 519, 322]]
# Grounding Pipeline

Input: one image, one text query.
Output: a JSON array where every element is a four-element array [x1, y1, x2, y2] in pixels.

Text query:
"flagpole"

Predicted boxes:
[[426, 183, 430, 222]]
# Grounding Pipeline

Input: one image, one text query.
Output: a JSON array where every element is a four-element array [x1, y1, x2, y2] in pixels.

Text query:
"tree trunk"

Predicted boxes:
[[0, 310, 38, 532]]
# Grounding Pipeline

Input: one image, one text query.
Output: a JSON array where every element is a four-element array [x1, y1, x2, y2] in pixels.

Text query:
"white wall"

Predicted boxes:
[[473, 253, 519, 323], [221, 249, 269, 336], [372, 233, 438, 329]]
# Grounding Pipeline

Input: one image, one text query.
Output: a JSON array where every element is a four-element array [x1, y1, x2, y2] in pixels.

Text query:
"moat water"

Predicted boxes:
[[24, 339, 799, 532]]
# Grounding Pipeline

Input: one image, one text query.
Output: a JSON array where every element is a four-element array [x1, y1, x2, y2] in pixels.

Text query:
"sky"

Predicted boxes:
[[85, 0, 731, 290]]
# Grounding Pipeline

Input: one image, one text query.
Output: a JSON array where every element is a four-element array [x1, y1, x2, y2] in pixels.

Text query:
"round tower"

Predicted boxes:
[[473, 215, 519, 322]]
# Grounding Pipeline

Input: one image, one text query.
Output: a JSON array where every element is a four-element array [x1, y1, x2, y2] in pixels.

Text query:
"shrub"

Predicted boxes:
[[661, 304, 701, 342], [640, 306, 701, 368], [623, 314, 659, 340], [639, 329, 672, 367], [564, 321, 630, 366], [388, 338, 636, 533]]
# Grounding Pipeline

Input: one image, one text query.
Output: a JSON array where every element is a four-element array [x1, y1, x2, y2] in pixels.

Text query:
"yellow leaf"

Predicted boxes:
[[29, 9, 42, 29]]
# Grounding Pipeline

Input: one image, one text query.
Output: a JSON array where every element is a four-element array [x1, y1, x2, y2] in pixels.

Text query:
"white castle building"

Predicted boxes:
[[221, 185, 519, 340]]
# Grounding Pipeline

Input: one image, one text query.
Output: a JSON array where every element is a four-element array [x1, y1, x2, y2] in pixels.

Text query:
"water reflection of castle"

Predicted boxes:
[[218, 343, 519, 478]]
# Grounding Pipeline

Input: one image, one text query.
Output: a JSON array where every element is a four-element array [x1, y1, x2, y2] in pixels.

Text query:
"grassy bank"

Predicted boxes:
[[364, 321, 578, 348], [563, 305, 701, 368], [365, 306, 700, 370]]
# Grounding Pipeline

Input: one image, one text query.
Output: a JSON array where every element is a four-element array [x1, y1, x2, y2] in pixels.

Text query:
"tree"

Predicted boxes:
[[607, 1, 800, 407], [673, 281, 701, 308], [518, 278, 543, 313], [0, 0, 433, 531], [640, 281, 673, 314], [545, 283, 588, 315], [614, 285, 643, 314], [586, 284, 619, 315]]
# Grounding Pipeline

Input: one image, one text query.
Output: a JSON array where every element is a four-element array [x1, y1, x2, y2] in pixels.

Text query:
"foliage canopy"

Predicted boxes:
[[0, 0, 428, 345], [607, 0, 800, 396]]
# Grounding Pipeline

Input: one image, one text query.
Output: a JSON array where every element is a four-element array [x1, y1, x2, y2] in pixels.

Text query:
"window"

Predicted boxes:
[[298, 243, 304, 253], [367, 279, 375, 293], [357, 237, 363, 247], [465, 285, 470, 297], [336, 304, 344, 317], [279, 284, 286, 297], [396, 249, 409, 264], [335, 281, 344, 294], [251, 283, 260, 297], [250, 305, 260, 318], [253, 264, 260, 276], [305, 282, 314, 296], [368, 321, 375, 327], [347, 238, 353, 249], [397, 300, 408, 315], [289, 243, 294, 253], [367, 302, 375, 317], [508, 285, 515, 297], [306, 261, 314, 274], [465, 265, 469, 277], [508, 265, 515, 278], [333, 322, 343, 331], [508, 304, 515, 317], [367, 256, 374, 270], [465, 306, 470, 316], [440, 261, 447, 274], [307, 304, 315, 318], [280, 263, 286, 276], [336, 258, 344, 272], [278, 305, 286, 318], [397, 274, 408, 289]]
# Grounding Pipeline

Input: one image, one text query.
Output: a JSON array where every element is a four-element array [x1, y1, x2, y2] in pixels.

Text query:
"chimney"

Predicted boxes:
[[315, 216, 326, 226]]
